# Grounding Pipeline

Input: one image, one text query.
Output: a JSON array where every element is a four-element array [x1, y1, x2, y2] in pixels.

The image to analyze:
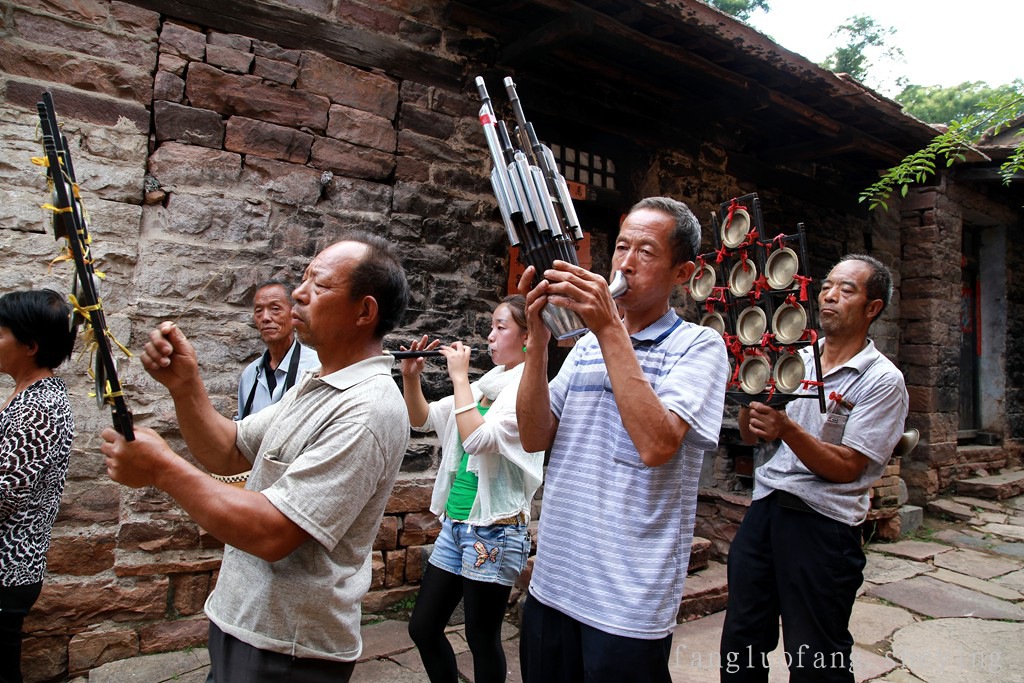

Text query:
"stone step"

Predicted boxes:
[[688, 536, 711, 574], [927, 498, 977, 522], [956, 469, 1024, 500], [85, 649, 209, 683], [678, 560, 728, 622], [954, 444, 1007, 467]]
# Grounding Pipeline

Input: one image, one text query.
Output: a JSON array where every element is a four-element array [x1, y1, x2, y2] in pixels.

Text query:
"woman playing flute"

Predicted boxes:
[[402, 295, 543, 683]]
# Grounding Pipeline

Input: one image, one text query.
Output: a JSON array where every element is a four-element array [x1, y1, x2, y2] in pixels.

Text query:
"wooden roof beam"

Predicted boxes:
[[501, 7, 596, 64], [523, 5, 924, 161], [521, 4, 849, 138]]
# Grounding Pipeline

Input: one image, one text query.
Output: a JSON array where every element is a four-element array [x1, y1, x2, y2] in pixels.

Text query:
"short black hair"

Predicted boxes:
[[628, 197, 702, 266], [839, 253, 893, 322], [342, 231, 410, 339], [0, 289, 75, 369]]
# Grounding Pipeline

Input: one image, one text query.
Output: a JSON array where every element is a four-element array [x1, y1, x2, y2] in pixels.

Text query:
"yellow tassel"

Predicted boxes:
[[48, 249, 74, 272], [106, 328, 133, 358], [41, 203, 73, 214]]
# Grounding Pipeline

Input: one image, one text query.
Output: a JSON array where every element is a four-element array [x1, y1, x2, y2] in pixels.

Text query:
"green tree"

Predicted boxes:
[[706, 0, 770, 21], [821, 15, 904, 91], [898, 80, 1022, 133], [861, 82, 1024, 210]]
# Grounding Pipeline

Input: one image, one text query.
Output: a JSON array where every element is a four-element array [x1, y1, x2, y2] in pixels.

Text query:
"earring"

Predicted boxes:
[[522, 346, 527, 353]]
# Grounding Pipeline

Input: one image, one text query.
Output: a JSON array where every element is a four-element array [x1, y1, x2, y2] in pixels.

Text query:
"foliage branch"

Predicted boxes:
[[860, 84, 1024, 211]]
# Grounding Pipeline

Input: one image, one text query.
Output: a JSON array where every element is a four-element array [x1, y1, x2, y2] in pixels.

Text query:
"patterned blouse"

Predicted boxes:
[[0, 376, 75, 587]]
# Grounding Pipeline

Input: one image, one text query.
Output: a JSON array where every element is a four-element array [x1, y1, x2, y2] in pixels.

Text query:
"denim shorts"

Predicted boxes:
[[428, 516, 530, 586]]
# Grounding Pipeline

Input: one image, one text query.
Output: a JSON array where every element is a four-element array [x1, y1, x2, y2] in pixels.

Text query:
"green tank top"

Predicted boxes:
[[444, 404, 489, 520]]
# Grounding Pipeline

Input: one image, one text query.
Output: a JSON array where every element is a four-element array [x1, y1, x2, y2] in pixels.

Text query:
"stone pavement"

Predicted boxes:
[[83, 492, 1024, 682]]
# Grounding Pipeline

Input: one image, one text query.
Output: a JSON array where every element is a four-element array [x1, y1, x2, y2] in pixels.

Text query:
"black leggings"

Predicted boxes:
[[0, 582, 42, 683], [408, 563, 514, 683]]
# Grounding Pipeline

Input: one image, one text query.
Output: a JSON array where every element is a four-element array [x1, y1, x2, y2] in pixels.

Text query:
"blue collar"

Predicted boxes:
[[629, 309, 683, 348]]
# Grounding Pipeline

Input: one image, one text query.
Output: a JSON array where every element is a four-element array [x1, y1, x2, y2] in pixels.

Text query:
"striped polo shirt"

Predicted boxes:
[[530, 309, 729, 639]]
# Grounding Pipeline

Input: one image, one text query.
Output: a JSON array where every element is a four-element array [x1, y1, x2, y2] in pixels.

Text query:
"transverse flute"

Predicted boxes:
[[387, 349, 476, 359]]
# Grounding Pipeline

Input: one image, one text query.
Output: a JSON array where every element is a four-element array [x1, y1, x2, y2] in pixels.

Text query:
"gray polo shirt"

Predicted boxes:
[[206, 355, 409, 661], [753, 339, 909, 525]]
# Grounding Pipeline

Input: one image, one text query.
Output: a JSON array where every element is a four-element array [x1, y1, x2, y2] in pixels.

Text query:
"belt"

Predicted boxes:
[[773, 490, 815, 514], [491, 512, 527, 526], [444, 512, 527, 526]]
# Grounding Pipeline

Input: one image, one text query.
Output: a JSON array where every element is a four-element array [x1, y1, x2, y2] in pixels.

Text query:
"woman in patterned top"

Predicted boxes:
[[0, 289, 75, 682]]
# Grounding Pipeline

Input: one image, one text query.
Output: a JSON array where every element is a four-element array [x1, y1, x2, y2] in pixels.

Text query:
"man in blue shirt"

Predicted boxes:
[[236, 281, 319, 420]]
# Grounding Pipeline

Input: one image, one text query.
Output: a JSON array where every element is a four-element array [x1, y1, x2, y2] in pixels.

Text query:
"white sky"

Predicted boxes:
[[746, 0, 1023, 95]]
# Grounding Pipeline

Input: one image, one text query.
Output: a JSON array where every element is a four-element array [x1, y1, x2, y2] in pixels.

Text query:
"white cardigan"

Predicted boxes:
[[413, 364, 544, 526]]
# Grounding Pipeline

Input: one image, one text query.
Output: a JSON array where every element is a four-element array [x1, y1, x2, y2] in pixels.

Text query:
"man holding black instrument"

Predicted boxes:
[[236, 281, 319, 420], [720, 254, 909, 682], [516, 197, 729, 682], [101, 234, 410, 683]]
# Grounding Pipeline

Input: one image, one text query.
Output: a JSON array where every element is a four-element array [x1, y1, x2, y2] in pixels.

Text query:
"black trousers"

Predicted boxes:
[[720, 492, 865, 683], [207, 622, 355, 683], [0, 582, 42, 683], [519, 593, 673, 683]]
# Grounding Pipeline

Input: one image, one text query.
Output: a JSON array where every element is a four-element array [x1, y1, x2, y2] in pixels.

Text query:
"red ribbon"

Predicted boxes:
[[726, 198, 748, 223], [752, 274, 769, 300], [793, 274, 812, 302], [728, 360, 742, 389], [724, 333, 743, 360], [758, 333, 781, 353], [739, 229, 760, 249]]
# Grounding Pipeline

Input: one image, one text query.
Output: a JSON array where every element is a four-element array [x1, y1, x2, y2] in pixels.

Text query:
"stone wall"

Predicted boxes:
[[896, 186, 960, 500], [0, 0, 943, 680], [992, 191, 1024, 445], [1, 4, 163, 680], [1009, 225, 1024, 442], [2, 2, 503, 679], [896, 179, 1024, 503]]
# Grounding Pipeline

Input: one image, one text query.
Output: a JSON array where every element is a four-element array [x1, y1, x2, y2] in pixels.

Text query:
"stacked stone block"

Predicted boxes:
[[897, 187, 961, 502], [1006, 226, 1024, 446], [366, 475, 439, 612]]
